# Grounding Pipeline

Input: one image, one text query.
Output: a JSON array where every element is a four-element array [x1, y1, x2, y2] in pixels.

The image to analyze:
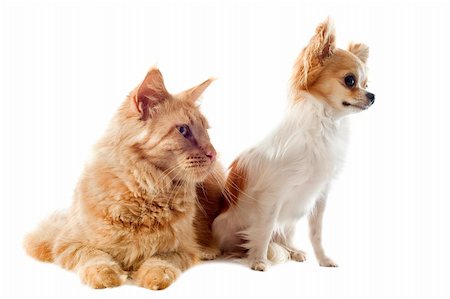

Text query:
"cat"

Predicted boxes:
[[24, 67, 218, 290]]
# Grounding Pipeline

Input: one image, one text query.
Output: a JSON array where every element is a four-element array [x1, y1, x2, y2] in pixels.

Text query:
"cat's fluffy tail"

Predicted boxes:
[[267, 242, 291, 264], [24, 211, 67, 263]]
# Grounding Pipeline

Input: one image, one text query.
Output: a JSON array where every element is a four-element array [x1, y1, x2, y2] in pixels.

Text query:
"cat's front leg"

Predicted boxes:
[[133, 251, 198, 290], [54, 241, 127, 288]]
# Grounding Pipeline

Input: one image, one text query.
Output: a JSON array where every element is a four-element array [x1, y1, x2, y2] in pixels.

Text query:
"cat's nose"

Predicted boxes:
[[205, 149, 216, 162]]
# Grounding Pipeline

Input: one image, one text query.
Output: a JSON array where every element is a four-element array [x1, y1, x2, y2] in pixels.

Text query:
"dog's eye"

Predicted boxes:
[[344, 75, 356, 88], [177, 124, 191, 138]]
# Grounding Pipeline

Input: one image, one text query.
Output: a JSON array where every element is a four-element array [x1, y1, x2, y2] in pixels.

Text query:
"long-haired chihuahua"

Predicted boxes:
[[211, 18, 374, 271]]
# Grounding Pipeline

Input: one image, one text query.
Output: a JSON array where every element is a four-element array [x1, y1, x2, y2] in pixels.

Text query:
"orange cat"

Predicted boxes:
[[24, 67, 218, 290]]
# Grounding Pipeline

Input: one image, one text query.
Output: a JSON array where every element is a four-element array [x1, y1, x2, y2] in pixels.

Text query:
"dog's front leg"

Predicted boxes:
[[245, 201, 280, 271], [308, 188, 338, 267]]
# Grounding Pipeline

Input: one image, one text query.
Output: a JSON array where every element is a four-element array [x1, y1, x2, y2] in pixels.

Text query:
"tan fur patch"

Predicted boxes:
[[222, 159, 248, 212]]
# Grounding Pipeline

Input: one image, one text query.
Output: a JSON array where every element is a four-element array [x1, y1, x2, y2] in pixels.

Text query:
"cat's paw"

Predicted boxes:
[[199, 246, 221, 260], [249, 258, 270, 271], [80, 263, 127, 289], [134, 261, 181, 290], [290, 249, 307, 262], [319, 257, 338, 267]]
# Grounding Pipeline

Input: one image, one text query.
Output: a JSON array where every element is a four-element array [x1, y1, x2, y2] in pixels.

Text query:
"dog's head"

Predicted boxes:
[[291, 18, 374, 116]]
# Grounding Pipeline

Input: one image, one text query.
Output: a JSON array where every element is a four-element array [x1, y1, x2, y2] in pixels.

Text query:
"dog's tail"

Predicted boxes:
[[23, 211, 67, 263], [267, 242, 291, 264]]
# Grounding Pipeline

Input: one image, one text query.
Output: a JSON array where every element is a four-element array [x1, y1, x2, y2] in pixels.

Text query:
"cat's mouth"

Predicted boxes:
[[184, 162, 214, 182]]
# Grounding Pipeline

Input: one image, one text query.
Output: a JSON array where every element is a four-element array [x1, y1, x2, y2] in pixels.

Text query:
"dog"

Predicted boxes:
[[211, 18, 374, 271]]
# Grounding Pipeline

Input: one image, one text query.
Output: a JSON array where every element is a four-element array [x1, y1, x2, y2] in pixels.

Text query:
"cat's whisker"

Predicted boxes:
[[208, 169, 239, 207], [220, 174, 259, 204], [156, 161, 184, 185], [208, 170, 230, 202], [151, 161, 185, 196], [195, 183, 209, 217], [169, 173, 189, 208]]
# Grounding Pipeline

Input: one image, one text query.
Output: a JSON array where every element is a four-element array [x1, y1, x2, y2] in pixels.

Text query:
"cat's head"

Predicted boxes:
[[114, 67, 216, 183]]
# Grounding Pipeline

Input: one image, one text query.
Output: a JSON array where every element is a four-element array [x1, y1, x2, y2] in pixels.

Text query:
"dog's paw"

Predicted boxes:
[[80, 263, 127, 289], [199, 246, 220, 261], [290, 249, 307, 262], [133, 261, 180, 290], [319, 257, 338, 267], [249, 258, 270, 271]]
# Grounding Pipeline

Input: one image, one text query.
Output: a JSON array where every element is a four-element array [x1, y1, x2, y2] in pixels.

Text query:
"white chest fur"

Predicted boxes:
[[237, 96, 349, 226]]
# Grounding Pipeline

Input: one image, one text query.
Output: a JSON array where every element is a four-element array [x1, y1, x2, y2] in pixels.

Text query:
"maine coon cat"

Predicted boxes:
[[24, 67, 218, 289], [211, 18, 374, 271]]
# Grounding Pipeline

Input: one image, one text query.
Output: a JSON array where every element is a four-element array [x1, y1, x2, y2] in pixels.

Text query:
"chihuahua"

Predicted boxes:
[[212, 18, 374, 271]]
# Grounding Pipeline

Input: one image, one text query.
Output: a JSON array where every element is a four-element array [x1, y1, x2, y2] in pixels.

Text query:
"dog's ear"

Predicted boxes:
[[291, 17, 336, 92], [309, 17, 336, 63], [348, 43, 369, 63], [131, 67, 170, 121]]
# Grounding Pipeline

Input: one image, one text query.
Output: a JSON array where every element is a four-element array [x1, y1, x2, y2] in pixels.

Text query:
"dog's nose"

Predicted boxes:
[[366, 92, 375, 104]]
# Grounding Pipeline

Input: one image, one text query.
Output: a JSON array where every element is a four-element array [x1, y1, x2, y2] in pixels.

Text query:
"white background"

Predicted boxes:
[[1, 0, 450, 298]]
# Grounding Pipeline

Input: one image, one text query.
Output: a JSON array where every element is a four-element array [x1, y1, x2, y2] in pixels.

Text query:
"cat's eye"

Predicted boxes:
[[344, 74, 356, 88], [177, 124, 191, 138]]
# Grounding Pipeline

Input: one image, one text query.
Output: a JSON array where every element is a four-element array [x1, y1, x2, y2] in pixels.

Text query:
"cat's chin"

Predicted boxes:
[[184, 167, 213, 183], [171, 171, 209, 185]]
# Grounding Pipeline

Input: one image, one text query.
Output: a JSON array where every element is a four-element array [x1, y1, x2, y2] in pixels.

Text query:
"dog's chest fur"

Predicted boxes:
[[243, 98, 349, 224]]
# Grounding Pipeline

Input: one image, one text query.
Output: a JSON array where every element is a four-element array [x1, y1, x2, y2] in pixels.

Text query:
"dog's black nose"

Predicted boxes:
[[366, 92, 375, 104]]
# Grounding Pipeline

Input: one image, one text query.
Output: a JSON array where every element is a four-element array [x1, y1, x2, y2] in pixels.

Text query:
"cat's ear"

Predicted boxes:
[[132, 68, 170, 121], [177, 78, 214, 103]]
